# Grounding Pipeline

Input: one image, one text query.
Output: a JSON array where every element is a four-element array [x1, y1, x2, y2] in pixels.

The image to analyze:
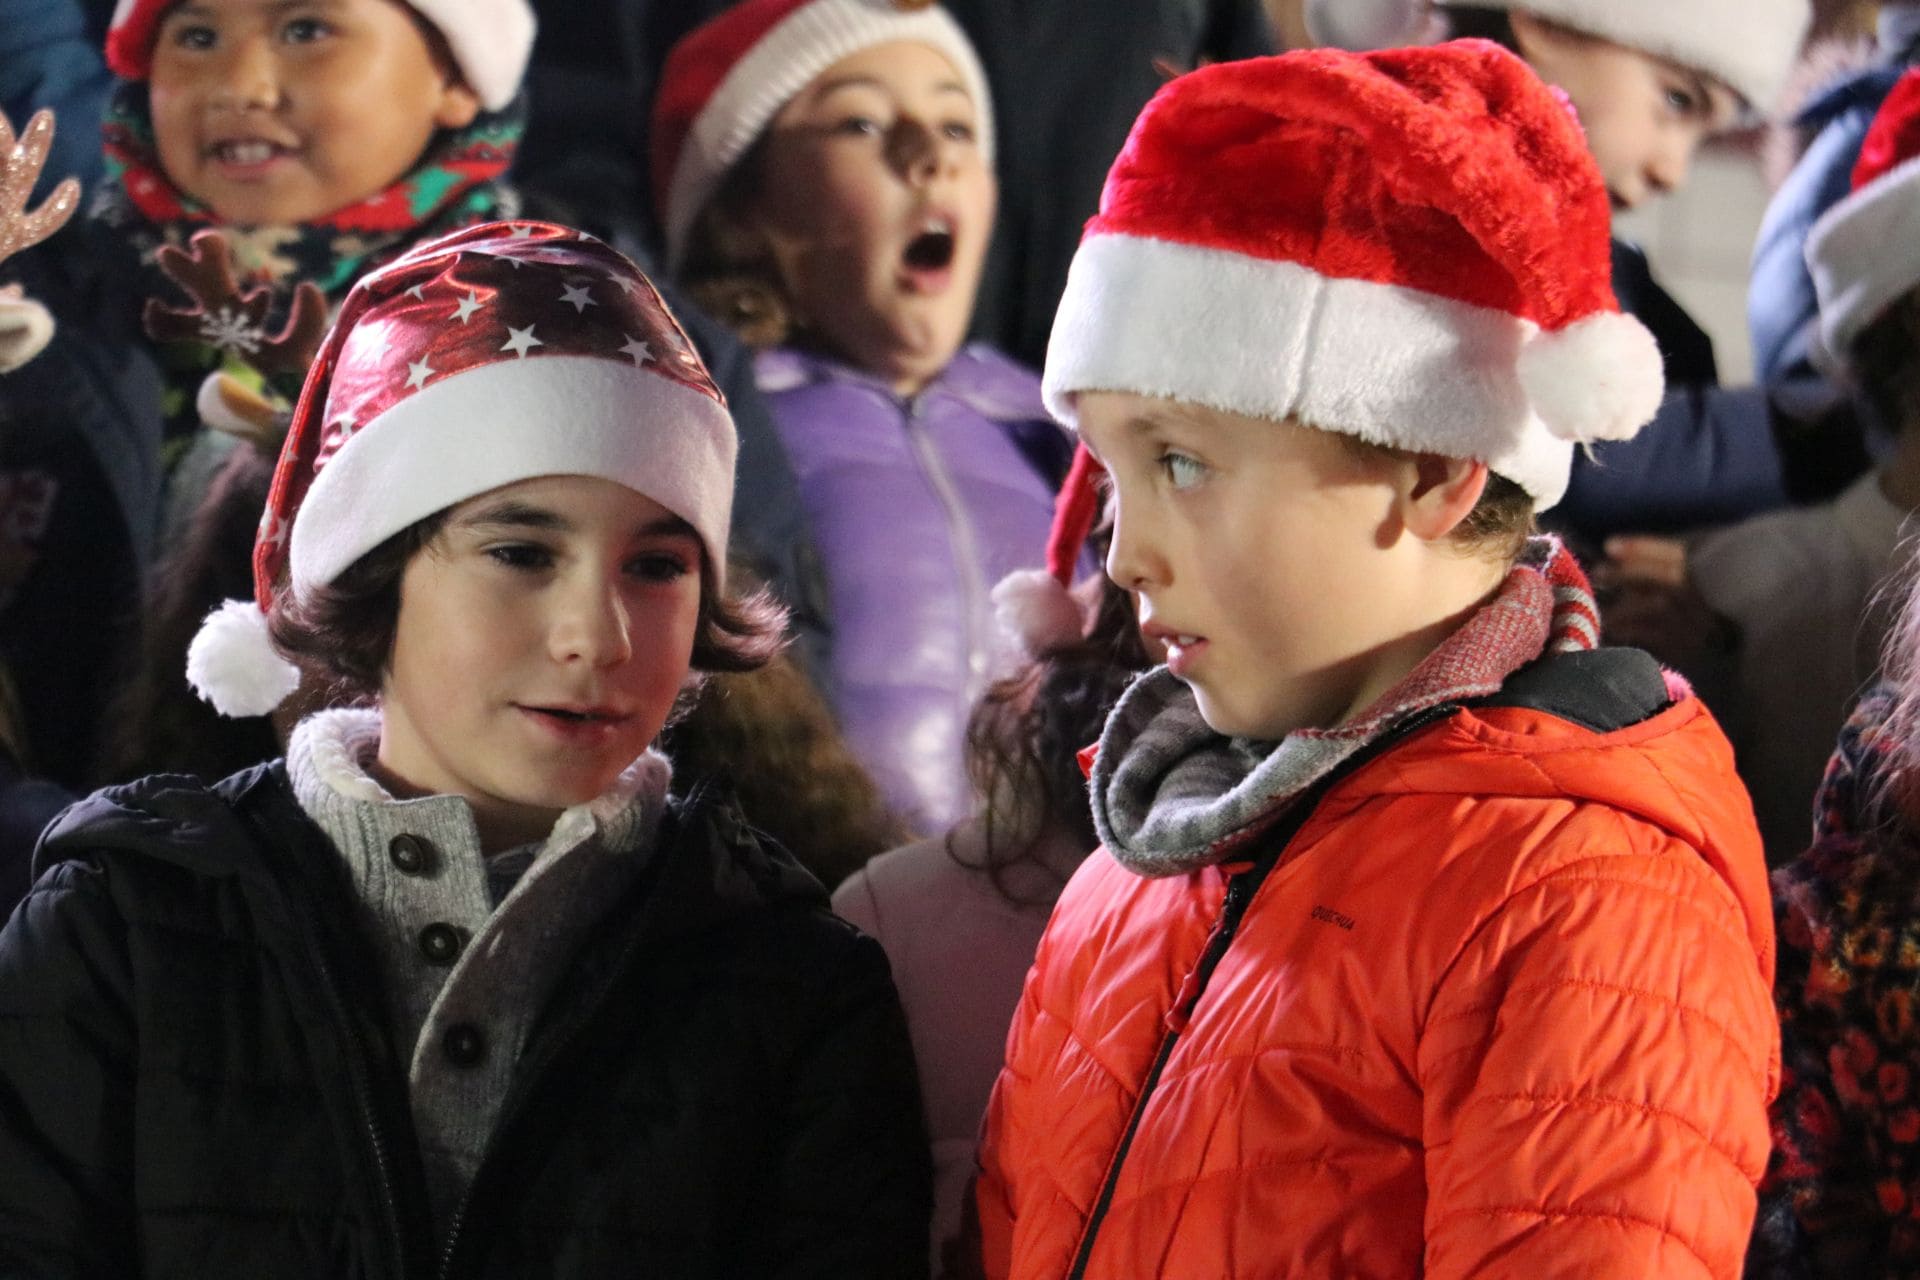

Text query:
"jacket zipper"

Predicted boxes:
[[1065, 868, 1262, 1280], [1063, 702, 1467, 1277], [901, 393, 992, 701], [296, 906, 411, 1277]]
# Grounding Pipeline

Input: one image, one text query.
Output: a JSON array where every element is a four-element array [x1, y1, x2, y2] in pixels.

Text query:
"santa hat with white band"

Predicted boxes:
[[1431, 0, 1809, 111], [651, 0, 994, 272], [105, 0, 536, 112], [1807, 69, 1920, 372], [1042, 40, 1665, 513], [186, 221, 737, 718]]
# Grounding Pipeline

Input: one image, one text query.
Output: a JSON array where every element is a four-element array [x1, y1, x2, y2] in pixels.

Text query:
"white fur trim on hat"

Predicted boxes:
[[292, 356, 738, 598], [408, 0, 536, 112], [1807, 152, 1920, 366], [1042, 234, 1663, 510], [1434, 0, 1810, 110], [186, 599, 301, 718], [662, 0, 994, 270]]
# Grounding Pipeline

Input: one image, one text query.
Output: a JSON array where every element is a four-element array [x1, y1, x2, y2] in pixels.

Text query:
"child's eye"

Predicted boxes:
[[168, 23, 218, 50], [486, 543, 553, 571], [1157, 450, 1207, 490], [1663, 85, 1700, 116], [281, 16, 332, 43], [832, 115, 884, 138], [627, 552, 693, 583], [941, 120, 977, 144]]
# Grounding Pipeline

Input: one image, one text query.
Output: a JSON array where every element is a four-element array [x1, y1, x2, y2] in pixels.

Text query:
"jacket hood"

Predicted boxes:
[[34, 765, 281, 886], [1093, 648, 1771, 973], [1333, 681, 1773, 973]]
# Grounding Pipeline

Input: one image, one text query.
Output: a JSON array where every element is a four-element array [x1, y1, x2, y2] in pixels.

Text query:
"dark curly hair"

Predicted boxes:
[[1436, 6, 1520, 48], [952, 560, 1153, 907], [96, 446, 284, 784]]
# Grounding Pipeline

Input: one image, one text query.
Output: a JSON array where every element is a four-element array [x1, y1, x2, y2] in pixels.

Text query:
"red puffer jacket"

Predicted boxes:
[[975, 658, 1778, 1279]]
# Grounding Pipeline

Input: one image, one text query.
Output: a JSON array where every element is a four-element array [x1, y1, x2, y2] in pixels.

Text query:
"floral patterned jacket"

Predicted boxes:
[[1752, 684, 1920, 1276]]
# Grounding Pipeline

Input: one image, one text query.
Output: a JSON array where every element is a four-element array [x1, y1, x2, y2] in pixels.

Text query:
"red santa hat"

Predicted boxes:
[[1432, 0, 1809, 111], [1042, 40, 1665, 512], [992, 444, 1105, 656], [105, 0, 535, 112], [1807, 69, 1920, 370], [186, 220, 737, 718], [651, 0, 994, 271]]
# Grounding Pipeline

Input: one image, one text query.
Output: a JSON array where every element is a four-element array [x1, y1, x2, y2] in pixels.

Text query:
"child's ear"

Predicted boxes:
[[432, 80, 483, 132], [1393, 453, 1490, 545]]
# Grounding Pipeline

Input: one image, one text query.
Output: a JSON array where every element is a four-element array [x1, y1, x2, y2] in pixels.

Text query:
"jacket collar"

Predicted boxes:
[[1090, 538, 1598, 877], [753, 342, 1048, 422]]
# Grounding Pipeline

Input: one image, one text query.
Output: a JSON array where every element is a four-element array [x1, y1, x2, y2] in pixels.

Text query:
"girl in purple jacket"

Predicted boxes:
[[652, 0, 1068, 835]]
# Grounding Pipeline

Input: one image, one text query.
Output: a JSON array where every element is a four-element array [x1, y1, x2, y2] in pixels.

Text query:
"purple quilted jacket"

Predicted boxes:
[[756, 343, 1065, 834]]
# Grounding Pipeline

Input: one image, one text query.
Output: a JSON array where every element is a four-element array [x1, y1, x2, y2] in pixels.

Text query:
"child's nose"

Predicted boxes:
[[1645, 133, 1694, 199], [211, 36, 283, 111], [886, 118, 944, 183], [1105, 508, 1161, 593], [550, 580, 635, 668]]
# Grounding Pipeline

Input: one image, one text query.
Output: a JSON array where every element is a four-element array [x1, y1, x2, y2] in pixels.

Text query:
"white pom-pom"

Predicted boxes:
[[991, 569, 1085, 658], [1304, 0, 1430, 49], [1517, 312, 1665, 444], [185, 598, 301, 718]]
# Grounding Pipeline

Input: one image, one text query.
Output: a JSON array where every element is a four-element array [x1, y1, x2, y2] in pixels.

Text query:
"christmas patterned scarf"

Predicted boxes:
[[1091, 536, 1602, 878], [92, 82, 524, 458]]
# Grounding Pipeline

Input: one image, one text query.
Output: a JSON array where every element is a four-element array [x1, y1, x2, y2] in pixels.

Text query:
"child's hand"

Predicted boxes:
[[0, 284, 54, 373], [1595, 535, 1737, 668]]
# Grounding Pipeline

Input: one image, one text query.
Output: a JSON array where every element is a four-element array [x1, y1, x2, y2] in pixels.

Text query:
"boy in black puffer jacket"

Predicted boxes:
[[0, 222, 930, 1278]]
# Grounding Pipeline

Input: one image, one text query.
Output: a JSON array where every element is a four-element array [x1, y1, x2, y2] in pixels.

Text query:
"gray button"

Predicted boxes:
[[388, 834, 434, 876], [442, 1023, 486, 1067], [419, 923, 467, 966]]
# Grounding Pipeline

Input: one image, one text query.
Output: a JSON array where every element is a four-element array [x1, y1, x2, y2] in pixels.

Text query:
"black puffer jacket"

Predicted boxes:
[[0, 763, 931, 1278]]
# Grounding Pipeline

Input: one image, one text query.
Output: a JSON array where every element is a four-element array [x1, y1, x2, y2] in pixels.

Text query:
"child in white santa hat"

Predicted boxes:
[[650, 0, 1070, 838], [0, 220, 931, 1277], [970, 40, 1775, 1278]]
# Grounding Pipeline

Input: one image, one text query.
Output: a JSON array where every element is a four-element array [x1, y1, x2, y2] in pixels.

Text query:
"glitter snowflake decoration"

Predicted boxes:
[[198, 304, 267, 357]]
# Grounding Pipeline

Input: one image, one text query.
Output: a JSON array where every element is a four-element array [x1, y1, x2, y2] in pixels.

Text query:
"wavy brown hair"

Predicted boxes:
[[661, 641, 909, 890], [675, 139, 801, 351], [954, 561, 1153, 907]]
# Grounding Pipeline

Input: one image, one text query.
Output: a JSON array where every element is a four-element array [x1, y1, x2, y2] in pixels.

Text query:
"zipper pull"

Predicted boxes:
[[1163, 872, 1258, 1034]]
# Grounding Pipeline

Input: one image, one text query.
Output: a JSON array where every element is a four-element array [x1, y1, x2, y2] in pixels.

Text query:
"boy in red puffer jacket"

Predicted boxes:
[[971, 40, 1778, 1280]]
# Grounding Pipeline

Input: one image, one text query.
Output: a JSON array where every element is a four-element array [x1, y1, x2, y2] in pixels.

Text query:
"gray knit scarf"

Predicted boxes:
[[1090, 537, 1600, 877]]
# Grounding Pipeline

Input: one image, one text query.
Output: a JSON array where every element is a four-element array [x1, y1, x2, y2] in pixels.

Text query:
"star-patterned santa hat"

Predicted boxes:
[[186, 220, 737, 718], [1807, 69, 1920, 371], [105, 0, 535, 112], [651, 0, 994, 271], [1042, 40, 1665, 512]]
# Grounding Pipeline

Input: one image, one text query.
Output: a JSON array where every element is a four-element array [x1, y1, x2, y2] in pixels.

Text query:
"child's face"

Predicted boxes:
[[1080, 392, 1439, 741], [376, 475, 703, 840], [149, 0, 480, 225], [748, 40, 995, 393], [1511, 14, 1741, 210]]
